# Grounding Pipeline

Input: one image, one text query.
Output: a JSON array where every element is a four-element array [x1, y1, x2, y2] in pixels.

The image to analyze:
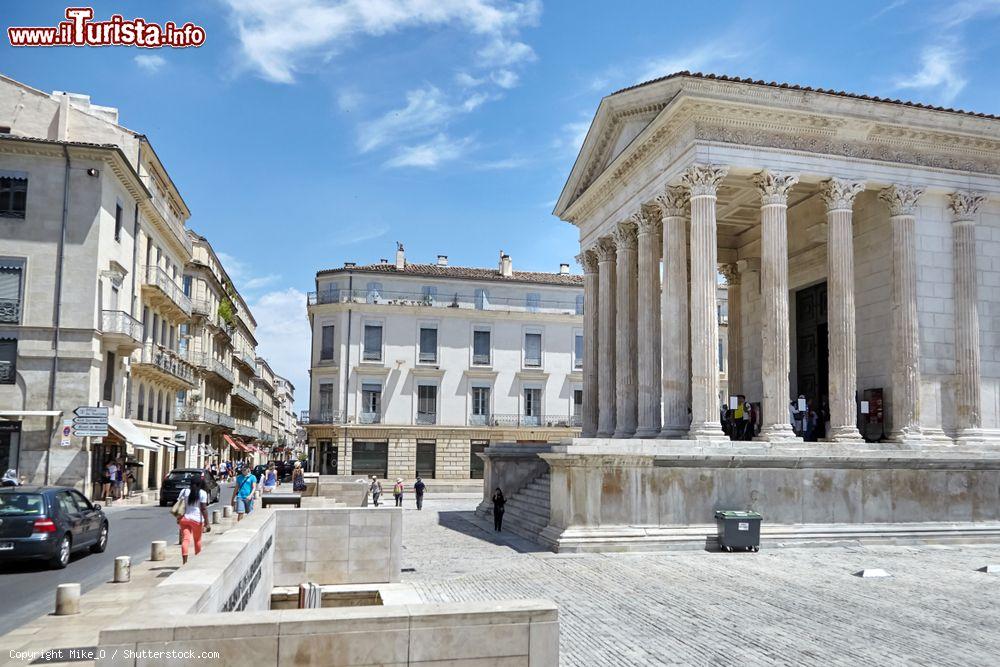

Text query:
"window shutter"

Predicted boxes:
[[525, 333, 541, 364], [0, 266, 21, 300]]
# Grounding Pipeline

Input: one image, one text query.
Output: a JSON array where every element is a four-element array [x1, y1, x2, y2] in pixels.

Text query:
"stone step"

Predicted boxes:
[[518, 487, 550, 502], [503, 512, 547, 536], [505, 501, 549, 524]]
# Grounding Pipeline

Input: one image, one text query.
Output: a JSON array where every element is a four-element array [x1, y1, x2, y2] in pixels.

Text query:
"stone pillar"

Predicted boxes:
[[657, 186, 691, 438], [682, 165, 728, 440], [613, 221, 639, 438], [635, 207, 663, 437], [949, 191, 987, 442], [820, 178, 866, 443], [753, 170, 801, 442], [879, 185, 925, 444], [595, 237, 617, 437], [577, 249, 600, 438], [720, 264, 742, 398]]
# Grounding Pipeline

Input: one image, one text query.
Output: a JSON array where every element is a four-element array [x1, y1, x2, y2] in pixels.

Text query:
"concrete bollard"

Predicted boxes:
[[113, 556, 131, 583], [150, 540, 167, 561], [54, 583, 81, 615], [211, 509, 221, 524], [222, 505, 233, 518]]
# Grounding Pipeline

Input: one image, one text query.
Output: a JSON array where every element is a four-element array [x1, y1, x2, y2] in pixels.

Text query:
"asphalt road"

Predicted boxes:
[[0, 483, 232, 637]]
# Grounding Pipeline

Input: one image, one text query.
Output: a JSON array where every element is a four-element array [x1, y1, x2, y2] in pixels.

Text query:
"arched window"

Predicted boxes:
[[156, 390, 163, 424], [136, 383, 145, 420]]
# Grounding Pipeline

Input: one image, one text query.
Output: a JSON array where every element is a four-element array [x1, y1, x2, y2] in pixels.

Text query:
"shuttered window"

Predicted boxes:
[[320, 325, 335, 360], [524, 332, 542, 367], [419, 327, 437, 363], [0, 176, 27, 218], [473, 330, 490, 365], [0, 263, 23, 324], [363, 324, 382, 361], [0, 338, 15, 384]]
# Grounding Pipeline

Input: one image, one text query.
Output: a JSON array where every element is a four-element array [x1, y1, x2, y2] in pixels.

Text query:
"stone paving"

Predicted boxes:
[[400, 496, 1000, 666]]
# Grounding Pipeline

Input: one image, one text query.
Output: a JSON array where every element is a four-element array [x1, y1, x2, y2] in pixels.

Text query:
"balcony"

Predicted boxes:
[[358, 411, 381, 425], [469, 413, 490, 426], [175, 404, 235, 430], [141, 265, 192, 318], [232, 383, 261, 410], [415, 412, 437, 425], [234, 423, 261, 440], [100, 310, 143, 350], [191, 298, 212, 318], [309, 410, 343, 424], [133, 343, 196, 388], [490, 414, 581, 428], [308, 288, 582, 315], [0, 297, 19, 324], [233, 348, 256, 372], [193, 352, 234, 386]]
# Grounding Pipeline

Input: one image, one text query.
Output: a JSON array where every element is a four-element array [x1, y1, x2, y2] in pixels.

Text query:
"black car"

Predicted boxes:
[[0, 486, 109, 569], [159, 468, 220, 507]]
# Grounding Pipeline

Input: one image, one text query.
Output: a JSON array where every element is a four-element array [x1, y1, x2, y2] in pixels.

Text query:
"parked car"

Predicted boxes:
[[159, 469, 220, 507], [0, 486, 109, 569]]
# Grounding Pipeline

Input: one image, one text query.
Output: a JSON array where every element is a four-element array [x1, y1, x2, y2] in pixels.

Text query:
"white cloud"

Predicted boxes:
[[475, 156, 529, 170], [384, 133, 473, 168], [249, 288, 311, 412], [455, 71, 486, 87], [552, 119, 591, 156], [339, 223, 390, 244], [357, 86, 488, 153], [337, 88, 364, 112], [216, 251, 282, 295], [134, 54, 166, 73], [894, 44, 967, 104], [222, 0, 540, 84], [936, 0, 1000, 29], [490, 69, 519, 89]]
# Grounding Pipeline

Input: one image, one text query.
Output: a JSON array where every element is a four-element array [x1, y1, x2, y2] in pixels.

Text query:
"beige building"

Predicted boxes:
[[273, 375, 299, 454]]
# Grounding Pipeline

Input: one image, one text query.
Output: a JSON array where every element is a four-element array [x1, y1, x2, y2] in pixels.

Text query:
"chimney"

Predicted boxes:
[[344, 261, 356, 268], [499, 252, 513, 278], [437, 255, 448, 266], [559, 263, 569, 275], [395, 242, 406, 270]]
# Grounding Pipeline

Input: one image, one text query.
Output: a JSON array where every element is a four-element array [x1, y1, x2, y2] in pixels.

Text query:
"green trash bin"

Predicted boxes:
[[714, 510, 762, 552]]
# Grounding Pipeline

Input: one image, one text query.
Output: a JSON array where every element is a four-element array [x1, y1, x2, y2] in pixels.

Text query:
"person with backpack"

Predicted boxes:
[[231, 465, 257, 521], [176, 476, 210, 564], [393, 478, 404, 507], [414, 476, 426, 510]]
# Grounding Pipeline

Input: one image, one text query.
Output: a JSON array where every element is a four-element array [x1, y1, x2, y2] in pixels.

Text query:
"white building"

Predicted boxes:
[[305, 245, 584, 479], [273, 375, 299, 453]]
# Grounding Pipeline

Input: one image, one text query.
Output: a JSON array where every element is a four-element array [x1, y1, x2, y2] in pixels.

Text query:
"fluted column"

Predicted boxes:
[[634, 208, 663, 437], [657, 186, 691, 438], [880, 185, 925, 444], [613, 221, 638, 438], [682, 165, 728, 440], [949, 191, 987, 442], [720, 264, 742, 397], [820, 178, 866, 443], [595, 237, 617, 437], [754, 170, 800, 442], [577, 248, 600, 438]]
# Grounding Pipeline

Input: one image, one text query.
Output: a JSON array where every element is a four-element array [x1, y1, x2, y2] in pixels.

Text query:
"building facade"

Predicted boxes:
[[273, 375, 300, 454], [306, 246, 584, 480]]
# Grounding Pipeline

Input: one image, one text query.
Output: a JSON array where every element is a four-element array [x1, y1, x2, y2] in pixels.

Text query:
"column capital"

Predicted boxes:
[[595, 236, 617, 262], [655, 185, 690, 217], [681, 164, 729, 197], [753, 170, 799, 206], [878, 184, 925, 216], [720, 263, 740, 286], [819, 178, 865, 212], [948, 191, 986, 222], [633, 206, 662, 236], [612, 221, 638, 251], [576, 248, 599, 274]]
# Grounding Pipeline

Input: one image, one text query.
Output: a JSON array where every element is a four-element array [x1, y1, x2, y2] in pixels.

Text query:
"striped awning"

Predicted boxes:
[[223, 434, 247, 452]]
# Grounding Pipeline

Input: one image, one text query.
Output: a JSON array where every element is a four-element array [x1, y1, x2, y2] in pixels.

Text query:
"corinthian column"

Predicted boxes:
[[634, 207, 663, 437], [682, 165, 727, 440], [949, 191, 987, 443], [577, 248, 600, 438], [880, 185, 925, 444], [613, 221, 638, 438], [595, 237, 617, 437], [754, 170, 800, 442], [820, 178, 866, 443], [720, 264, 742, 398], [656, 186, 691, 438]]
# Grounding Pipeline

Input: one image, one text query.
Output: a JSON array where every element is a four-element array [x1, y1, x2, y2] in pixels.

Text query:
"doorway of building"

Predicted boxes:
[[319, 440, 338, 475], [351, 440, 388, 478], [795, 282, 829, 412]]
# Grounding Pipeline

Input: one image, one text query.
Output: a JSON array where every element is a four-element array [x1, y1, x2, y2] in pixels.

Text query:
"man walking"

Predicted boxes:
[[231, 465, 257, 521], [369, 475, 382, 507], [414, 476, 426, 510]]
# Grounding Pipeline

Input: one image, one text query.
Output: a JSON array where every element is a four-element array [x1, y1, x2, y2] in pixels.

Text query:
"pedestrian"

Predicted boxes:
[[231, 465, 257, 521], [292, 461, 306, 493], [393, 478, 404, 507], [369, 475, 382, 507], [177, 476, 210, 564], [492, 487, 506, 532], [100, 459, 113, 500], [262, 463, 278, 493], [414, 476, 426, 510], [114, 458, 125, 499], [1, 469, 19, 487]]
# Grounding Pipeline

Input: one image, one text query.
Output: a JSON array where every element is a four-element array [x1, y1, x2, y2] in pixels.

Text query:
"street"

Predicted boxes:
[[0, 484, 231, 637]]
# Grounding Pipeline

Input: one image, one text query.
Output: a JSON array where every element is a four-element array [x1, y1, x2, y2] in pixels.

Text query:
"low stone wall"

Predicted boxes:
[[273, 506, 401, 586], [99, 600, 558, 666], [317, 476, 484, 506]]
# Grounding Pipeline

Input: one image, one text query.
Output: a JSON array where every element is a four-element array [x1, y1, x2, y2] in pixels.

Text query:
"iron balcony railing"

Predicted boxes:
[[472, 353, 491, 365], [418, 351, 437, 364], [175, 404, 236, 429], [232, 384, 261, 409], [359, 411, 381, 425], [416, 412, 437, 425], [490, 414, 582, 428], [191, 298, 212, 317], [308, 288, 582, 315], [233, 348, 256, 370], [309, 410, 343, 424], [0, 297, 20, 324], [192, 352, 235, 385], [100, 310, 143, 343], [143, 265, 193, 316], [469, 413, 490, 426], [234, 424, 260, 440], [145, 186, 193, 255], [137, 342, 195, 385]]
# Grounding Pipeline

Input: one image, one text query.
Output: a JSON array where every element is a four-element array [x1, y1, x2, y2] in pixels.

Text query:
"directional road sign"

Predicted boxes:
[[74, 406, 109, 418]]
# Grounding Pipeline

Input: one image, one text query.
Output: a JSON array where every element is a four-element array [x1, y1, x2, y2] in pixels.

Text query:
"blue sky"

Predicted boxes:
[[3, 0, 999, 408]]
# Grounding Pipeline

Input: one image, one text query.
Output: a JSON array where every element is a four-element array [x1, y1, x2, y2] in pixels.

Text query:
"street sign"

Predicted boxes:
[[73, 417, 108, 425], [74, 406, 109, 418], [73, 427, 109, 437], [60, 420, 72, 447]]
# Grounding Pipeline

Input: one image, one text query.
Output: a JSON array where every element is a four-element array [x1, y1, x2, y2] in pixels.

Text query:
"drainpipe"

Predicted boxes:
[[45, 145, 71, 484], [341, 273, 353, 475]]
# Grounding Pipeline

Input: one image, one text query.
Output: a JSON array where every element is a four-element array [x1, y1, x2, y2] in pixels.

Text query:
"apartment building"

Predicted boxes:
[[273, 375, 299, 453], [306, 245, 584, 480]]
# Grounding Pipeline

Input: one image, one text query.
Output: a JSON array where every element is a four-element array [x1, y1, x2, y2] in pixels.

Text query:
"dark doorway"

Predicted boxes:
[[351, 440, 388, 478], [795, 283, 829, 409]]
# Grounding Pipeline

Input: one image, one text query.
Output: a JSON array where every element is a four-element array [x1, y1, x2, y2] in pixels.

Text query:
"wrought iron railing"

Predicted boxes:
[[418, 351, 437, 364], [0, 298, 19, 324], [232, 384, 261, 409], [100, 310, 142, 343], [192, 352, 235, 385], [358, 411, 381, 424], [137, 343, 195, 385], [472, 353, 491, 365], [308, 288, 582, 315], [489, 414, 581, 428], [309, 410, 343, 424], [143, 265, 192, 316], [469, 413, 490, 426], [234, 423, 260, 439], [416, 412, 437, 425]]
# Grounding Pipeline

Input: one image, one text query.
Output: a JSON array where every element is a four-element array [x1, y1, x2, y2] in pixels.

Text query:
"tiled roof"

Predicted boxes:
[[317, 262, 583, 286], [610, 71, 1000, 121]]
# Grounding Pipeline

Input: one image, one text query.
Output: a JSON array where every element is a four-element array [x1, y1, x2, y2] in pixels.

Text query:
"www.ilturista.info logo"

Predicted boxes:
[[7, 7, 206, 48]]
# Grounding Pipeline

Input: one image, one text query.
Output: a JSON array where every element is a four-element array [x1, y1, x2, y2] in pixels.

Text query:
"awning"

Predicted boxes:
[[152, 436, 182, 452], [0, 410, 62, 418], [108, 416, 158, 451], [223, 434, 247, 452]]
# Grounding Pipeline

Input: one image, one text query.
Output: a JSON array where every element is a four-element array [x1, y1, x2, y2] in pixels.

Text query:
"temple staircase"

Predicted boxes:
[[500, 471, 551, 542]]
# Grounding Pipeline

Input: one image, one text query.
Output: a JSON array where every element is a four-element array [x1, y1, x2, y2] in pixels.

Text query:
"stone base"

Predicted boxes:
[[536, 437, 1000, 553]]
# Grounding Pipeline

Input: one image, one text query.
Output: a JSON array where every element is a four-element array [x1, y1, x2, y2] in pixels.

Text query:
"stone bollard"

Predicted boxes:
[[150, 540, 167, 561], [222, 505, 233, 518], [54, 583, 81, 615], [211, 509, 221, 525], [113, 556, 131, 583]]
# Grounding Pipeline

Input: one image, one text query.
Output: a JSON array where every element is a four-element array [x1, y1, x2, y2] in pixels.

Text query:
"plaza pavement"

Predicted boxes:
[[401, 496, 1000, 666]]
